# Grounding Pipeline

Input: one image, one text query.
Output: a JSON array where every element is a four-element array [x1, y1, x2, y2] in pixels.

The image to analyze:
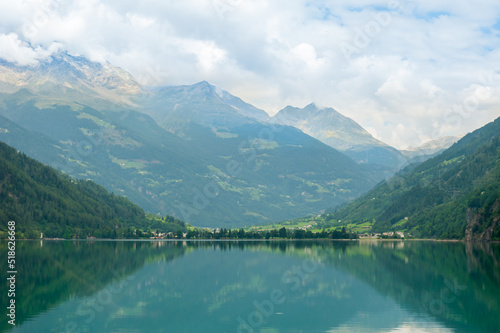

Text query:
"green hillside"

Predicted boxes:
[[322, 117, 500, 240], [0, 141, 185, 239]]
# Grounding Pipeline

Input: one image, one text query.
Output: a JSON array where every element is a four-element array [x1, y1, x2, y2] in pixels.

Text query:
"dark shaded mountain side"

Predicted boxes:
[[323, 116, 500, 240], [0, 141, 186, 239], [0, 113, 68, 164]]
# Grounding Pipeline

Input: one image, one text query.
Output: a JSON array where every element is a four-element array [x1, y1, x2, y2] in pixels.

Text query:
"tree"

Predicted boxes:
[[186, 229, 198, 239], [293, 229, 305, 239], [238, 228, 246, 239], [175, 229, 184, 239]]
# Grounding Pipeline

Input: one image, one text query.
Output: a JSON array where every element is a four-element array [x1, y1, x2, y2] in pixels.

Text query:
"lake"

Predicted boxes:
[[1, 240, 499, 332]]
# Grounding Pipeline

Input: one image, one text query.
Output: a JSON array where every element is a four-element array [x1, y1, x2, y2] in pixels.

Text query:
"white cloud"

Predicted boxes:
[[0, 33, 39, 66], [182, 39, 228, 72], [0, 33, 60, 66], [126, 13, 155, 28], [0, 0, 499, 148]]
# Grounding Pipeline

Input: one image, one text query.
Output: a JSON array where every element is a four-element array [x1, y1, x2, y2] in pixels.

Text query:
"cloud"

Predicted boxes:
[[0, 0, 499, 148], [0, 33, 39, 66], [0, 33, 60, 66]]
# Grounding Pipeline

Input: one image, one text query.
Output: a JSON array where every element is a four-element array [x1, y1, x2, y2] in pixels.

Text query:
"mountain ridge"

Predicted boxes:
[[0, 52, 143, 109], [271, 103, 407, 170], [0, 53, 385, 227]]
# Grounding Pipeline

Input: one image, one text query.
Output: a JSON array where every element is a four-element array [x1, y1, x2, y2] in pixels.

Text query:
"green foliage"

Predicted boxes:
[[177, 226, 357, 240], [145, 214, 186, 235]]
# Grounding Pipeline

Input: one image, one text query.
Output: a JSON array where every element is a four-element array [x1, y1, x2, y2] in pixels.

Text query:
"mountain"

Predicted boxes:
[[0, 141, 186, 239], [322, 117, 500, 240], [271, 103, 407, 170], [0, 52, 143, 109], [144, 81, 268, 132], [0, 53, 385, 228], [401, 135, 461, 162], [216, 85, 270, 121], [0, 112, 67, 164], [0, 93, 217, 221]]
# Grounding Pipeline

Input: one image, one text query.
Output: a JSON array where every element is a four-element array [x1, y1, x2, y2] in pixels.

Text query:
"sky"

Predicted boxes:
[[1, 0, 500, 149]]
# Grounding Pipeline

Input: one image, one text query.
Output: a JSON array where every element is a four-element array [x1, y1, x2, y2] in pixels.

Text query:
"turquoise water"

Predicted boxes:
[[1, 240, 499, 332]]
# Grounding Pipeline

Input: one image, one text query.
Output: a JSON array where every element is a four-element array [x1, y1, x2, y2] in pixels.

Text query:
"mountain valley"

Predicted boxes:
[[0, 53, 404, 228]]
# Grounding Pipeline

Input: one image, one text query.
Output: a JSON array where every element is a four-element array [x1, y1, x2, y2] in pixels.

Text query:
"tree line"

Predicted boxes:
[[180, 226, 358, 240]]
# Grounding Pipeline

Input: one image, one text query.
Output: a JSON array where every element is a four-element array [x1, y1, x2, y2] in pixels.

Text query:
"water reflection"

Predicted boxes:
[[1, 240, 499, 333]]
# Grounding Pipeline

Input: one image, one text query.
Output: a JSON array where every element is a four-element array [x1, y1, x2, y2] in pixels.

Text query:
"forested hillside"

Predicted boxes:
[[324, 117, 500, 240], [0, 141, 186, 239]]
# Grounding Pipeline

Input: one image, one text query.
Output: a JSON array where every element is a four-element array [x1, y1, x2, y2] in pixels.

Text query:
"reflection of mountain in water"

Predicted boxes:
[[3, 241, 500, 333], [318, 241, 500, 333], [0, 240, 188, 332]]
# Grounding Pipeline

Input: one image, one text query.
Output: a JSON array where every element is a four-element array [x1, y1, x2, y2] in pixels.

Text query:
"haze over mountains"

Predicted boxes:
[[401, 136, 461, 160], [0, 52, 457, 227]]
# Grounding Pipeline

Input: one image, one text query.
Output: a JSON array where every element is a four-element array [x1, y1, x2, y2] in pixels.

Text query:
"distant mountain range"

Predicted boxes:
[[0, 52, 461, 228], [400, 135, 461, 161], [272, 103, 407, 170]]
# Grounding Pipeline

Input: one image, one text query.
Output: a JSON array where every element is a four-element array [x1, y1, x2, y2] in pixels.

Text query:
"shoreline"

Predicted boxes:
[[2, 238, 498, 243]]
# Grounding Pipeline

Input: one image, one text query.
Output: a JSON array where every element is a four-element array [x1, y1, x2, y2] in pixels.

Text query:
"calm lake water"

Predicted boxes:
[[1, 240, 500, 333]]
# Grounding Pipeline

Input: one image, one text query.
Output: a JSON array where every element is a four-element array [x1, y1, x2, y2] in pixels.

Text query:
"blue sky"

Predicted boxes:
[[0, 0, 500, 148]]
